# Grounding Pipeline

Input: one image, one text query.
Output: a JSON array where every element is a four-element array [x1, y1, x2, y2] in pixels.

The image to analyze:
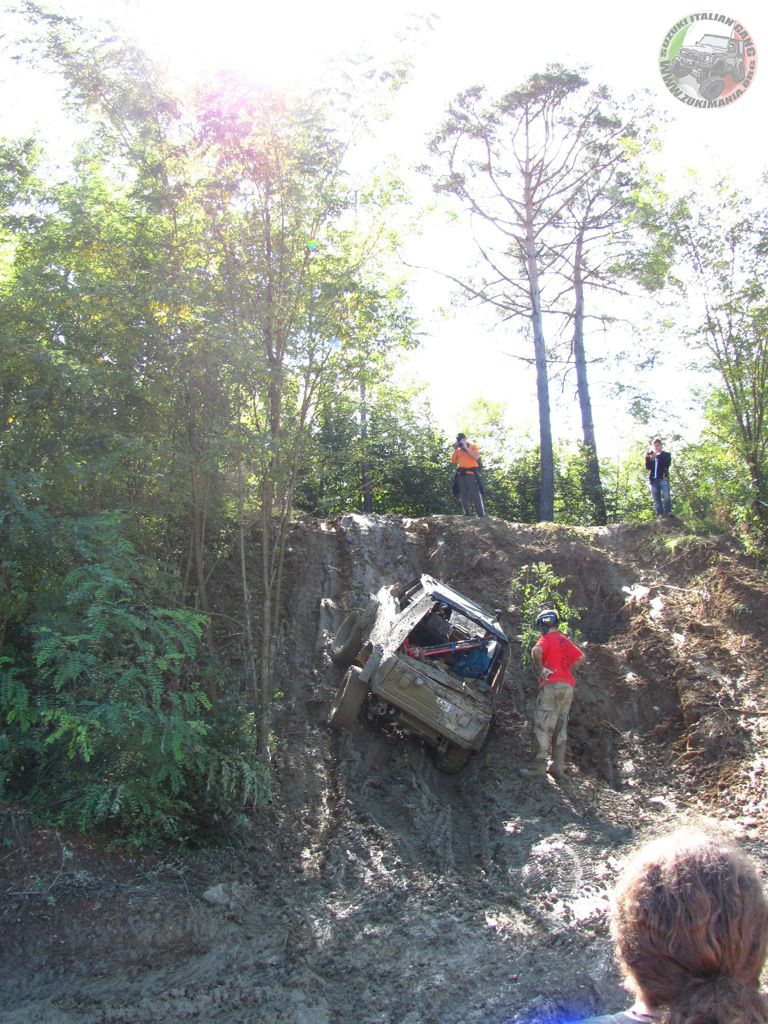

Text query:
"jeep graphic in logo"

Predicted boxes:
[[659, 13, 757, 106]]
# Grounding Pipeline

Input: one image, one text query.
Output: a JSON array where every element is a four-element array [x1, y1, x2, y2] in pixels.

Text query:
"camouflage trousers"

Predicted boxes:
[[532, 682, 574, 771]]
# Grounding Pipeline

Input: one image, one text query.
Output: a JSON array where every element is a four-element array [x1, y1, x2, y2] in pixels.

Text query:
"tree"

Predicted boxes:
[[668, 413, 751, 535], [671, 183, 768, 535], [295, 378, 448, 517], [424, 68, 665, 525], [556, 94, 666, 525], [426, 69, 594, 520], [1, 6, 417, 835], [195, 74, 415, 753]]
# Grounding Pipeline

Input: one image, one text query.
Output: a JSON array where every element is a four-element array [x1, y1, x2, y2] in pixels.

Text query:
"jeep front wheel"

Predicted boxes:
[[434, 744, 472, 774], [331, 610, 365, 667], [328, 666, 368, 728]]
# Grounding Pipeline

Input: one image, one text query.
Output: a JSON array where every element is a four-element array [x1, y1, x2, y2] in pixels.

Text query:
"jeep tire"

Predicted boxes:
[[732, 63, 745, 82], [700, 75, 725, 100], [434, 743, 472, 774], [328, 665, 368, 728], [331, 610, 365, 667]]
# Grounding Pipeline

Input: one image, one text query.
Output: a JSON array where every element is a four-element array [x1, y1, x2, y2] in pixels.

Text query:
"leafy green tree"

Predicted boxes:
[[554, 444, 607, 525], [600, 447, 654, 524], [669, 183, 768, 536], [482, 445, 541, 523], [296, 379, 449, 517], [195, 75, 415, 753], [2, 6, 417, 836], [672, 399, 760, 538], [0, 487, 267, 845]]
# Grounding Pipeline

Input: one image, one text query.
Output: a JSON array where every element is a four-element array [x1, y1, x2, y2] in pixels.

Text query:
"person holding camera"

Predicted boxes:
[[645, 438, 672, 518], [450, 432, 486, 517]]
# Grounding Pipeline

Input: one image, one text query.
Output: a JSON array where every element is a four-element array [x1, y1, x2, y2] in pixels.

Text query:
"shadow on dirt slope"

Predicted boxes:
[[3, 515, 768, 1024]]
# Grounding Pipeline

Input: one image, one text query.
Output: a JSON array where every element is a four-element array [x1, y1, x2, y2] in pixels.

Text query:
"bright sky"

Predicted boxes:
[[3, 0, 768, 454]]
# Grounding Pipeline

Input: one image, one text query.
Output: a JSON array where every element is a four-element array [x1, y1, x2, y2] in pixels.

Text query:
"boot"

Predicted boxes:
[[549, 743, 566, 780]]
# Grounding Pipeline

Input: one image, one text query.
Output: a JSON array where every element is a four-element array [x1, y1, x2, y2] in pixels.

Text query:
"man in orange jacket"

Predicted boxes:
[[450, 433, 486, 517]]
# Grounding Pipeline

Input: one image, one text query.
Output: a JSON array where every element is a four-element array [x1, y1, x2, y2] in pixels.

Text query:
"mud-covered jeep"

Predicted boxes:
[[670, 33, 746, 99], [328, 574, 509, 773]]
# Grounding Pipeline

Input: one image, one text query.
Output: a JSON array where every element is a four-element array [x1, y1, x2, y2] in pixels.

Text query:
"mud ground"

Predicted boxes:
[[3, 514, 768, 1024]]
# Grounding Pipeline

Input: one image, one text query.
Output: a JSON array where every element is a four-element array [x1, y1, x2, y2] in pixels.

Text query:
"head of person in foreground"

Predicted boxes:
[[611, 825, 768, 1024]]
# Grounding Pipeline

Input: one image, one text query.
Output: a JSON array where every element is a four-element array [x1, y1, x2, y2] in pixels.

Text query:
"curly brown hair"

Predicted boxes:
[[611, 827, 768, 1024]]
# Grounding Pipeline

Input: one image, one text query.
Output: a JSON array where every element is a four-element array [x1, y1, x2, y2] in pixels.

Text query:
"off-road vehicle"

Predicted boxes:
[[328, 574, 510, 773], [670, 33, 746, 100]]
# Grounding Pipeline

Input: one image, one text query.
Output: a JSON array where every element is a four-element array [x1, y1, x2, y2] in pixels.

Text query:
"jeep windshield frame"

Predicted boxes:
[[400, 575, 507, 642], [696, 34, 731, 49]]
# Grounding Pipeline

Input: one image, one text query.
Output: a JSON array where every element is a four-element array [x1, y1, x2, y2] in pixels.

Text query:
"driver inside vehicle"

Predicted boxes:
[[424, 603, 454, 642], [405, 607, 495, 679]]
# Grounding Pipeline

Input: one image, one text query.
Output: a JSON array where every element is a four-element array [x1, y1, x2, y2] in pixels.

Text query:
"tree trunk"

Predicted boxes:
[[258, 500, 273, 759], [186, 385, 216, 700], [524, 194, 555, 522], [572, 229, 607, 524], [746, 454, 768, 531], [236, 407, 258, 728], [255, 196, 279, 761], [360, 381, 373, 513]]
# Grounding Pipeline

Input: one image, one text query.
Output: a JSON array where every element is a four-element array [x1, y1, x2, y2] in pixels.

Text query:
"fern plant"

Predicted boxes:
[[0, 488, 269, 847]]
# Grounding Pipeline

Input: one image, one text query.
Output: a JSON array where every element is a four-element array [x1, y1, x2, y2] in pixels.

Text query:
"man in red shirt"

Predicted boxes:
[[527, 609, 585, 780]]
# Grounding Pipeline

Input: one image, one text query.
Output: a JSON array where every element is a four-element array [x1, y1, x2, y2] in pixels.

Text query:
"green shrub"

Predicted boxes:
[[510, 561, 584, 669], [0, 479, 268, 847]]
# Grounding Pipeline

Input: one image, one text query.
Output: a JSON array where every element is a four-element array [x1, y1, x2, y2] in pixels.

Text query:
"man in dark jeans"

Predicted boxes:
[[645, 438, 672, 517]]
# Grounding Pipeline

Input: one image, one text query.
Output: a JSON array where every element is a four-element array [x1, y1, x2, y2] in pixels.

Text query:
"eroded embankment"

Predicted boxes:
[[3, 515, 768, 1024]]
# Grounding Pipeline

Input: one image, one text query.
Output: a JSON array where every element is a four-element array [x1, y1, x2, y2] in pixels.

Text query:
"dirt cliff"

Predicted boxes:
[[3, 514, 768, 1024]]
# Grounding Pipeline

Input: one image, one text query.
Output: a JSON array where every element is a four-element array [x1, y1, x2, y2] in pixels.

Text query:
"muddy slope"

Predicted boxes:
[[3, 515, 768, 1024]]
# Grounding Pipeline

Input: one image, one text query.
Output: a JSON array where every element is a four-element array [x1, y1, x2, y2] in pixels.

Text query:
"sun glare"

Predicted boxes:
[[109, 0, 418, 87]]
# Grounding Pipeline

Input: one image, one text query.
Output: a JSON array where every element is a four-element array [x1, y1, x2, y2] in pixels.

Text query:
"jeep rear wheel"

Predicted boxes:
[[732, 63, 745, 82], [434, 744, 472, 774], [328, 666, 368, 728], [700, 75, 725, 100], [331, 610, 365, 667]]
